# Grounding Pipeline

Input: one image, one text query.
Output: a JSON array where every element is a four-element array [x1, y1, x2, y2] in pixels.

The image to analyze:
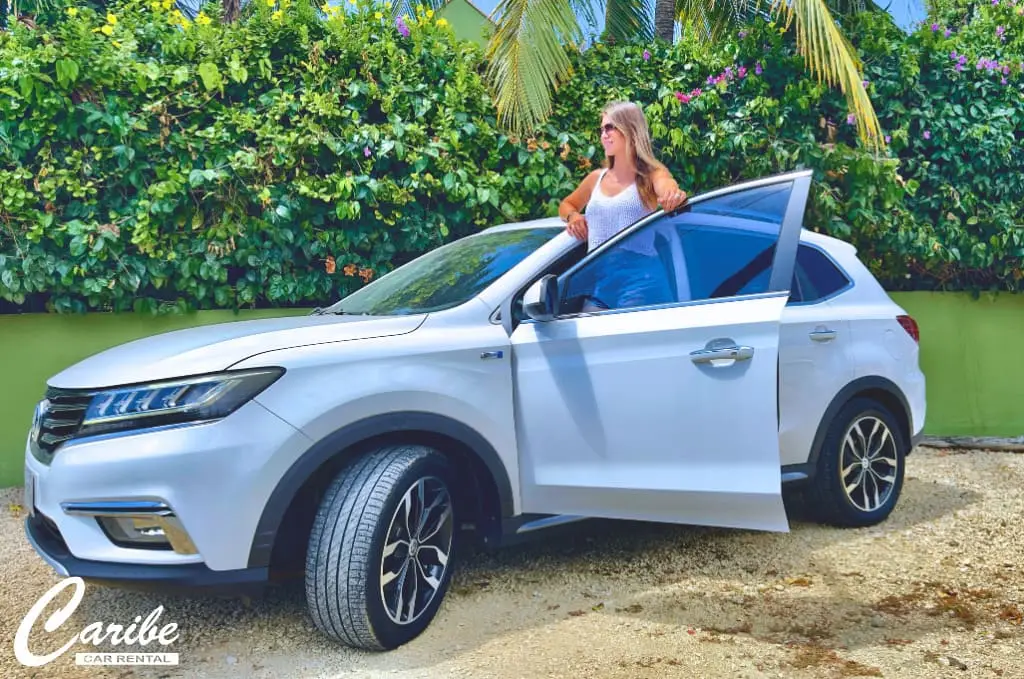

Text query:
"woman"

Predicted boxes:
[[557, 100, 688, 310], [558, 100, 688, 251]]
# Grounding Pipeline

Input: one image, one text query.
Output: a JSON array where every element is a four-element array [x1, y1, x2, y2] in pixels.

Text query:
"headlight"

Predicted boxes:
[[78, 368, 284, 438]]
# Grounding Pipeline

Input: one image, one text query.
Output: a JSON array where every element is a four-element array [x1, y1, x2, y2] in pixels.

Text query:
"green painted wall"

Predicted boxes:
[[436, 0, 494, 48], [1, 291, 1022, 488], [890, 291, 1024, 438]]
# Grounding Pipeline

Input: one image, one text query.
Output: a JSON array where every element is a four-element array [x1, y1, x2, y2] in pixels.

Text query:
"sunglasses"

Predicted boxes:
[[598, 123, 619, 136]]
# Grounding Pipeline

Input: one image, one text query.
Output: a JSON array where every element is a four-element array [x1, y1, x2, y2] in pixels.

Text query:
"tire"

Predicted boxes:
[[805, 397, 907, 528], [305, 444, 459, 651]]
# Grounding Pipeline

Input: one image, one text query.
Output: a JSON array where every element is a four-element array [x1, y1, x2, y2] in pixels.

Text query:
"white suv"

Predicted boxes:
[[23, 170, 926, 651]]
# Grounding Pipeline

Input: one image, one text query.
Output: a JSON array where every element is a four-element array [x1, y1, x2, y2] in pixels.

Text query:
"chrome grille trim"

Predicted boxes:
[[30, 387, 95, 464]]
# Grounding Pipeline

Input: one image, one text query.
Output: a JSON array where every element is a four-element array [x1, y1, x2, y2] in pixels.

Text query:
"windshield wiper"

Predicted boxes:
[[309, 307, 368, 316]]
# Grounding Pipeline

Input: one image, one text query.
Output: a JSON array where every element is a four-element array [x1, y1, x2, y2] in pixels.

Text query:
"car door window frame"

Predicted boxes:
[[538, 172, 811, 321]]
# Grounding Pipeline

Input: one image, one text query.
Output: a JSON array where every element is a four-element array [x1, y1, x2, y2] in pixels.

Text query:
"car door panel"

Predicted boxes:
[[512, 293, 791, 531], [779, 300, 854, 467], [509, 171, 813, 533]]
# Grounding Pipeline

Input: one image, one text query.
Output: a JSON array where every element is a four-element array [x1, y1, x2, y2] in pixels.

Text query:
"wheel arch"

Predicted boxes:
[[805, 376, 915, 473], [247, 411, 513, 571]]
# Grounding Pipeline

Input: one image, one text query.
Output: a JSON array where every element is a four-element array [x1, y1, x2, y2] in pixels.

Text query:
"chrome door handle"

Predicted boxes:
[[690, 345, 754, 364], [809, 327, 837, 342]]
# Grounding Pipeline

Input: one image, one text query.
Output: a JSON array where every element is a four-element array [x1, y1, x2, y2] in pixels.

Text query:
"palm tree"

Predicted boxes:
[[481, 0, 886, 152]]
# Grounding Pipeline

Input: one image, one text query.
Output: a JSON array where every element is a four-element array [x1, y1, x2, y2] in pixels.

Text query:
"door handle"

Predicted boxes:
[[690, 345, 754, 364], [809, 327, 837, 342]]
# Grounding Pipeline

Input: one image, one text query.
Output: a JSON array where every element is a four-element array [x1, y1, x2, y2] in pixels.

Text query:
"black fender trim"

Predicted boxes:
[[804, 376, 915, 475], [247, 411, 514, 569]]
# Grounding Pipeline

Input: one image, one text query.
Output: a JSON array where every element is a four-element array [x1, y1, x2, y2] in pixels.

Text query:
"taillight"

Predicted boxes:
[[897, 315, 919, 343]]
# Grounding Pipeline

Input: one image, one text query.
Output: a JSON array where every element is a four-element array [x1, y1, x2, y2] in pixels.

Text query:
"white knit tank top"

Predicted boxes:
[[585, 169, 656, 254]]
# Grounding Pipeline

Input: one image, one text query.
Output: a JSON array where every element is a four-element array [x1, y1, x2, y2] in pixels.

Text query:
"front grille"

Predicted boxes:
[[33, 387, 94, 457]]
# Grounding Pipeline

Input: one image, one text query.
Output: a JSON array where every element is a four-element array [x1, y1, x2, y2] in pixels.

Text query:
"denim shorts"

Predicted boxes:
[[580, 248, 674, 311]]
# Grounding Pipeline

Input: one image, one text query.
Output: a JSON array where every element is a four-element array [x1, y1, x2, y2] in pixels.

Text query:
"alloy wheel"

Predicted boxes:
[[379, 476, 454, 626], [840, 415, 900, 513]]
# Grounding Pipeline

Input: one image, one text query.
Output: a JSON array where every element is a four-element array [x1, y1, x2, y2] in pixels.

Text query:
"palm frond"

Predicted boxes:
[[484, 0, 583, 136], [568, 0, 601, 38], [675, 0, 746, 42], [605, 0, 654, 43], [771, 0, 884, 151]]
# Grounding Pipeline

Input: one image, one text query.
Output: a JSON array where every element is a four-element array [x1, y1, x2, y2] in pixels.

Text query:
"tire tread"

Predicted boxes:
[[305, 444, 447, 650]]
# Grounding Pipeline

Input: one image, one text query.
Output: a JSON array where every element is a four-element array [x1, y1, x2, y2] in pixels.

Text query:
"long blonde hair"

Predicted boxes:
[[601, 101, 666, 210]]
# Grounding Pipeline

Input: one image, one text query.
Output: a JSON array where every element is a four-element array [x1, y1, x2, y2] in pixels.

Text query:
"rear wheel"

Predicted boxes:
[[305, 444, 458, 650], [806, 397, 906, 527]]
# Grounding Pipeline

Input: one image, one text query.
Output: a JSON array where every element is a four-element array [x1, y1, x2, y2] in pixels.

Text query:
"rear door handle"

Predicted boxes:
[[809, 327, 837, 342], [690, 345, 754, 364]]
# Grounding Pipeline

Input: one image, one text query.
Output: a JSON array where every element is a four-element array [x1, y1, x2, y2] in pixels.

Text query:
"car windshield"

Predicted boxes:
[[328, 227, 562, 316]]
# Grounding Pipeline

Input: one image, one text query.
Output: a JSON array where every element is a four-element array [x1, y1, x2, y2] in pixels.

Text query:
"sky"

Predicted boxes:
[[237, 0, 929, 40], [457, 0, 929, 36]]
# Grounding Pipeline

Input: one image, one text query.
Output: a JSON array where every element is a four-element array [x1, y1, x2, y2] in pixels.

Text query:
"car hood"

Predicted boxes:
[[48, 313, 426, 389]]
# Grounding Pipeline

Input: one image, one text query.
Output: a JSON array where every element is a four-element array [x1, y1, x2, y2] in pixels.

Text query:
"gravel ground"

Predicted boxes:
[[1, 446, 1022, 679]]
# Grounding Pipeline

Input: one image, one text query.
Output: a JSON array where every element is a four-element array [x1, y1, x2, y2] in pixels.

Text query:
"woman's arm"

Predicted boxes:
[[559, 170, 601, 240], [558, 170, 601, 221], [651, 167, 687, 211]]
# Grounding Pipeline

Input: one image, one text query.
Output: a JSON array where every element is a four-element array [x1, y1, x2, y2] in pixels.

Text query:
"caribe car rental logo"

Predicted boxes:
[[15, 577, 180, 667]]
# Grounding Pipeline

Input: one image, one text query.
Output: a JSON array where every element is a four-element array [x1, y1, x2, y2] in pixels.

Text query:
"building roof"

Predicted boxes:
[[440, 0, 496, 25]]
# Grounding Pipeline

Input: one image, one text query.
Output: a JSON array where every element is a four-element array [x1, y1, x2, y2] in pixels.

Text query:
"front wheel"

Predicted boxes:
[[305, 445, 458, 650], [806, 397, 907, 528]]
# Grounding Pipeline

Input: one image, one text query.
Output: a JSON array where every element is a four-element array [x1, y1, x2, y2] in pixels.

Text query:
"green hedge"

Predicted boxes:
[[1, 0, 1022, 314]]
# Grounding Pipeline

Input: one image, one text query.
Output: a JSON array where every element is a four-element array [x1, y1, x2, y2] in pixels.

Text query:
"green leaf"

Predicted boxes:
[[172, 66, 191, 86], [55, 59, 80, 89], [197, 62, 223, 92]]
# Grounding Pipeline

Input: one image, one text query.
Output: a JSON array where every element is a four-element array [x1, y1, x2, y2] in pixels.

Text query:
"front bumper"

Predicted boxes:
[[24, 512, 269, 594], [23, 398, 313, 581]]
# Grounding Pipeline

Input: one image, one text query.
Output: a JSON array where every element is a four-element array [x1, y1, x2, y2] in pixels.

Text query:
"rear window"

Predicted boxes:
[[791, 245, 851, 303]]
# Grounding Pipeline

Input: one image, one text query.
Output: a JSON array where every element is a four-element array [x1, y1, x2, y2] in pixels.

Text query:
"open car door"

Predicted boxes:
[[510, 170, 811, 532]]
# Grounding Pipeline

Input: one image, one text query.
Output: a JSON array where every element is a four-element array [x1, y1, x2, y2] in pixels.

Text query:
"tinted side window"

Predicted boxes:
[[792, 245, 850, 303], [558, 182, 793, 314], [676, 226, 776, 300]]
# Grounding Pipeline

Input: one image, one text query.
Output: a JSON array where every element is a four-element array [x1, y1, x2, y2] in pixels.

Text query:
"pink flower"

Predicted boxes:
[[923, 130, 931, 140], [738, 66, 747, 78], [364, 146, 372, 157], [930, 22, 939, 31], [944, 28, 952, 37], [395, 16, 410, 37], [846, 113, 856, 125], [755, 62, 763, 75], [1002, 77, 1009, 84], [643, 49, 651, 61], [885, 135, 892, 143]]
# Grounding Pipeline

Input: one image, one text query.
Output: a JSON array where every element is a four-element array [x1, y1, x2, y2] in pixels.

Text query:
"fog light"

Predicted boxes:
[[96, 514, 197, 554], [62, 501, 199, 555], [99, 516, 171, 547]]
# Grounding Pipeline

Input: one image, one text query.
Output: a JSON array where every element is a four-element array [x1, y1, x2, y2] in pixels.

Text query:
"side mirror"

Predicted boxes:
[[522, 275, 558, 321]]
